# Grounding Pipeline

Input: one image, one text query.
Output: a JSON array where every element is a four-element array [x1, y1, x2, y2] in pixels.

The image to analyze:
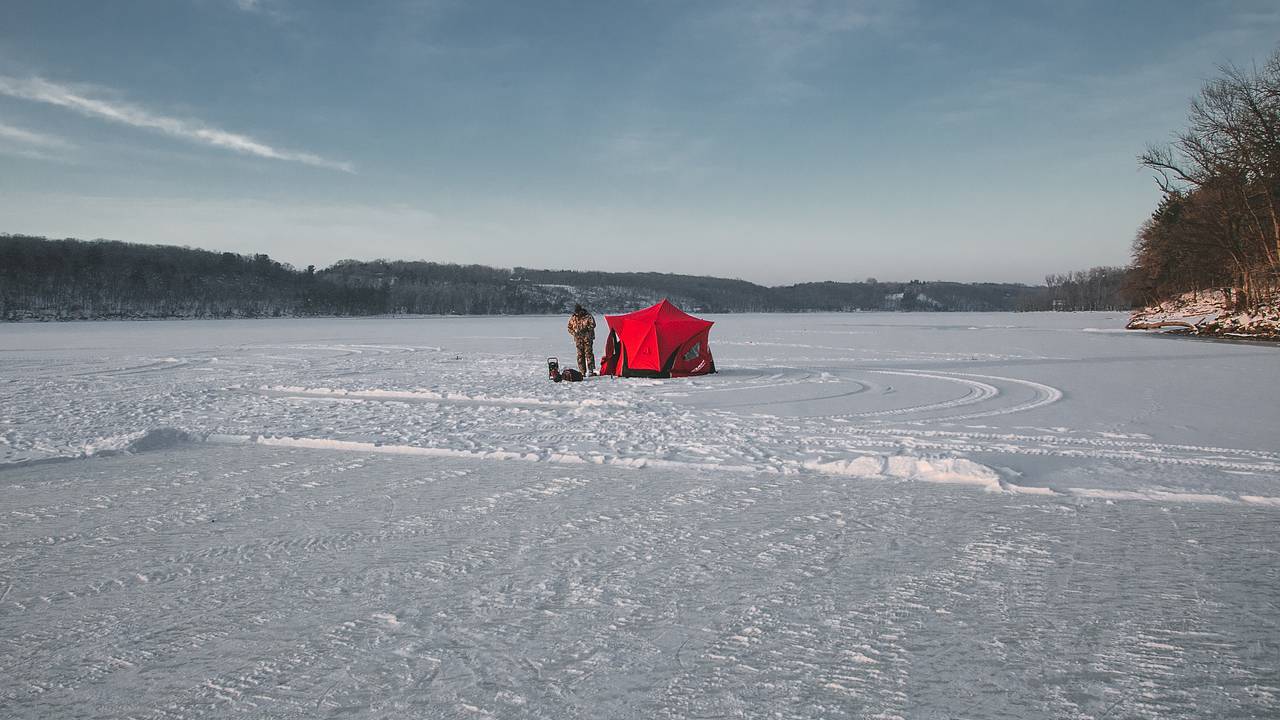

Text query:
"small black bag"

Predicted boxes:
[[560, 368, 584, 382]]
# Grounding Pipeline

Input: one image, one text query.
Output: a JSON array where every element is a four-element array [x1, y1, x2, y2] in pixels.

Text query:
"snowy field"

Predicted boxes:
[[2, 312, 1278, 718]]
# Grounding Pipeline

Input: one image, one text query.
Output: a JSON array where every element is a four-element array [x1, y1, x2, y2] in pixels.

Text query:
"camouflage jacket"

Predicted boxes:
[[567, 311, 595, 339]]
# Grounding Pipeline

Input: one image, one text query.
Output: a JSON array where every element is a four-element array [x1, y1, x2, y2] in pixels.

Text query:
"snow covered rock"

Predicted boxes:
[[1127, 288, 1280, 340]]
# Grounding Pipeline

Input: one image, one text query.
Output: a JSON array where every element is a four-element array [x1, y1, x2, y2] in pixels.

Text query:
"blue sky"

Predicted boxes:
[[1, 1, 1277, 284]]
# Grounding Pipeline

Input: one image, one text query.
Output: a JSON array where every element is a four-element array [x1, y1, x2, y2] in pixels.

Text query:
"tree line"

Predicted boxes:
[[24, 54, 1280, 319], [1, 234, 1112, 320], [0, 236, 386, 320], [1132, 47, 1280, 309], [1044, 267, 1132, 311]]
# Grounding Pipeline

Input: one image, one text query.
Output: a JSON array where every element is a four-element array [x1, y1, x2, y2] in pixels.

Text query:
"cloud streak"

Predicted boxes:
[[702, 0, 909, 104], [0, 75, 353, 172], [598, 129, 712, 181], [0, 120, 74, 149], [0, 119, 75, 162], [228, 0, 292, 23]]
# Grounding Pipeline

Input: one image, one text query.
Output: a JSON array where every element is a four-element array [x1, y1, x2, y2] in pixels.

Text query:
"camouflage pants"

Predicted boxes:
[[575, 335, 595, 374]]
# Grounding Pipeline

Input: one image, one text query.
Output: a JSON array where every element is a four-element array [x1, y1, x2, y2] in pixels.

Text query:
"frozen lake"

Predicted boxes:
[[2, 312, 1278, 718]]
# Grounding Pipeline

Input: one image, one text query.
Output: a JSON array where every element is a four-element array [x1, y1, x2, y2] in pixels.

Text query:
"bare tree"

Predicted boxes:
[[1139, 48, 1280, 307]]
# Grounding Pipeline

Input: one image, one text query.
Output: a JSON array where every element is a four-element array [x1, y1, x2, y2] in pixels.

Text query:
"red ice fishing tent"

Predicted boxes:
[[598, 299, 716, 378]]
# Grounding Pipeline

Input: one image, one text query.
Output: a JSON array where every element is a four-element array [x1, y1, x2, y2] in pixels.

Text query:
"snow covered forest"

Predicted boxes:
[[1, 234, 1122, 321]]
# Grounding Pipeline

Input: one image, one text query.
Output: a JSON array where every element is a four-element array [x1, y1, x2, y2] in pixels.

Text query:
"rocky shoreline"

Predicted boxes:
[[1127, 289, 1280, 341]]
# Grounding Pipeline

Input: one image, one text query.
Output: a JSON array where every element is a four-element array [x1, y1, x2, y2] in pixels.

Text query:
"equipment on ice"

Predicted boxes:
[[598, 299, 716, 378], [547, 356, 584, 383]]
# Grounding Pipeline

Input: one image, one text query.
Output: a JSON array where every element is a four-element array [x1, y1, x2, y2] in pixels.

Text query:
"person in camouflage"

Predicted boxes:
[[566, 303, 596, 376]]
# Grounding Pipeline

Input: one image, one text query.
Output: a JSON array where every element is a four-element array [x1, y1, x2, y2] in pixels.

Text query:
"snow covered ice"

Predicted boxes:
[[2, 312, 1278, 718]]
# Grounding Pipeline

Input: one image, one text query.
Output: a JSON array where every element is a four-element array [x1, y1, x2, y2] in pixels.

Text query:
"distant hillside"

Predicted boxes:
[[2, 234, 1065, 321]]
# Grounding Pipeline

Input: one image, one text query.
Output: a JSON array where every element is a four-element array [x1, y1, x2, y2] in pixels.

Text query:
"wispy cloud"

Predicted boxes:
[[917, 5, 1280, 139], [703, 0, 909, 104], [0, 119, 75, 161], [227, 0, 290, 22], [0, 120, 74, 149], [736, 1, 884, 59], [598, 129, 712, 181], [0, 75, 353, 172]]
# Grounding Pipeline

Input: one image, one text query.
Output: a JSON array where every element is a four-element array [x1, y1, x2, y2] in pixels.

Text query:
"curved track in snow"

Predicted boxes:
[[2, 314, 1278, 719]]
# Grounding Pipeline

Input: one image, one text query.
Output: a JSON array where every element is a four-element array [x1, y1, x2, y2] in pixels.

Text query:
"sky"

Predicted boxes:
[[1, 1, 1278, 286]]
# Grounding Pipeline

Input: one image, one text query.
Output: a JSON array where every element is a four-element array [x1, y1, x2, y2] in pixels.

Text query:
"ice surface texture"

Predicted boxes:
[[1, 312, 1278, 718]]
